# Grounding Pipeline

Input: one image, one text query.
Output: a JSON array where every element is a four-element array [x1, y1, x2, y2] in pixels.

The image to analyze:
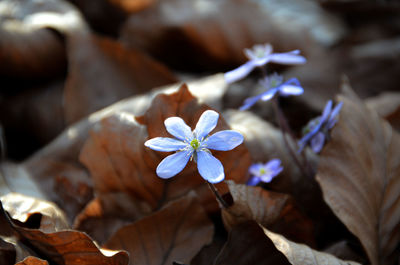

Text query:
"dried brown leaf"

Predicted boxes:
[[0, 201, 129, 265], [216, 220, 360, 265], [63, 33, 177, 124], [15, 256, 48, 265], [0, 238, 16, 265], [222, 181, 315, 246], [316, 86, 400, 265], [215, 221, 290, 265], [263, 223, 361, 265], [366, 92, 400, 132], [0, 193, 69, 232], [105, 194, 214, 265], [0, 0, 86, 78]]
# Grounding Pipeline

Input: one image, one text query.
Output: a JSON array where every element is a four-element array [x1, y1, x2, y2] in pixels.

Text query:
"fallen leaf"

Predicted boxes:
[[63, 33, 177, 124], [0, 0, 86, 78], [316, 85, 400, 265], [105, 193, 214, 265], [0, 193, 69, 232], [76, 84, 250, 242], [0, 201, 129, 265], [262, 223, 361, 265], [222, 181, 315, 247], [0, 238, 16, 265], [366, 91, 400, 132], [15, 256, 48, 265], [214, 221, 291, 265], [216, 220, 360, 265]]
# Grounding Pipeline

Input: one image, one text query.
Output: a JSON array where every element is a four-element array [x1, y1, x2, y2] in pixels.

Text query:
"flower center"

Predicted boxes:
[[259, 168, 267, 175], [190, 139, 200, 150]]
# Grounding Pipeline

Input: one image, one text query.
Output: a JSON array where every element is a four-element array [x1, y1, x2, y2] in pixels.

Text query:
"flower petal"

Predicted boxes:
[[321, 100, 333, 123], [164, 117, 193, 142], [327, 101, 343, 129], [194, 110, 219, 140], [249, 163, 263, 176], [205, 130, 244, 151], [279, 84, 304, 96], [145, 137, 187, 152], [310, 132, 326, 153], [156, 150, 192, 179], [265, 159, 282, 171], [239, 93, 264, 111], [261, 88, 278, 101], [268, 52, 306, 65], [197, 151, 224, 183], [224, 61, 256, 84], [246, 176, 261, 186]]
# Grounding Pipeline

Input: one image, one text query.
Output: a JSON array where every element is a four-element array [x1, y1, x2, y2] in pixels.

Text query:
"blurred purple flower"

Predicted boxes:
[[145, 110, 244, 183], [224, 43, 306, 84], [246, 159, 283, 186], [298, 100, 343, 153], [240, 73, 304, 111]]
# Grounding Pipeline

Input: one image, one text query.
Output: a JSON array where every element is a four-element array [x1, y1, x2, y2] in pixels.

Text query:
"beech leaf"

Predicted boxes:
[[105, 193, 214, 265], [316, 86, 400, 265], [15, 256, 48, 265], [0, 193, 69, 233], [0, 201, 129, 265], [215, 221, 360, 265], [222, 181, 315, 246]]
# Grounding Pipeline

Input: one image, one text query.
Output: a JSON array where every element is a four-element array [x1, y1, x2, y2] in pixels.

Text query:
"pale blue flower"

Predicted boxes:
[[246, 159, 283, 186], [240, 73, 304, 111], [224, 43, 306, 84], [298, 100, 343, 153], [145, 110, 244, 183]]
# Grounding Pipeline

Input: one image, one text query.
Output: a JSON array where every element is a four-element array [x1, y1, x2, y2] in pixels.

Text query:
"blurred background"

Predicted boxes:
[[1, 0, 399, 160]]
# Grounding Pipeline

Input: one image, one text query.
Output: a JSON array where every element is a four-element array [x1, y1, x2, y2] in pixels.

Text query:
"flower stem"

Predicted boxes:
[[271, 98, 313, 178], [206, 181, 229, 209]]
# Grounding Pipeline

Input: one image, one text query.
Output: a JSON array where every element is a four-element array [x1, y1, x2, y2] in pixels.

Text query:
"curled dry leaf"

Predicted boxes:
[[15, 256, 48, 265], [366, 91, 400, 132], [105, 193, 214, 265], [0, 0, 87, 78], [222, 181, 315, 247], [76, 84, 250, 242], [63, 33, 177, 124], [121, 0, 344, 71], [0, 238, 16, 265], [0, 193, 69, 233], [216, 220, 360, 265], [0, 201, 129, 265], [316, 86, 400, 265], [215, 221, 291, 265]]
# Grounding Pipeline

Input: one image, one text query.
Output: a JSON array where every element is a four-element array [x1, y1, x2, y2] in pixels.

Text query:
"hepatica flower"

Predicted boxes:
[[247, 159, 283, 186], [144, 110, 244, 183], [298, 100, 343, 153], [240, 73, 304, 111], [224, 43, 306, 84]]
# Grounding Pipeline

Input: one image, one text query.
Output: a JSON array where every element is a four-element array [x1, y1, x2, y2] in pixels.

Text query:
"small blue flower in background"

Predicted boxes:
[[298, 100, 343, 153], [224, 43, 306, 84], [145, 110, 244, 183], [246, 159, 283, 186], [240, 73, 304, 111]]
